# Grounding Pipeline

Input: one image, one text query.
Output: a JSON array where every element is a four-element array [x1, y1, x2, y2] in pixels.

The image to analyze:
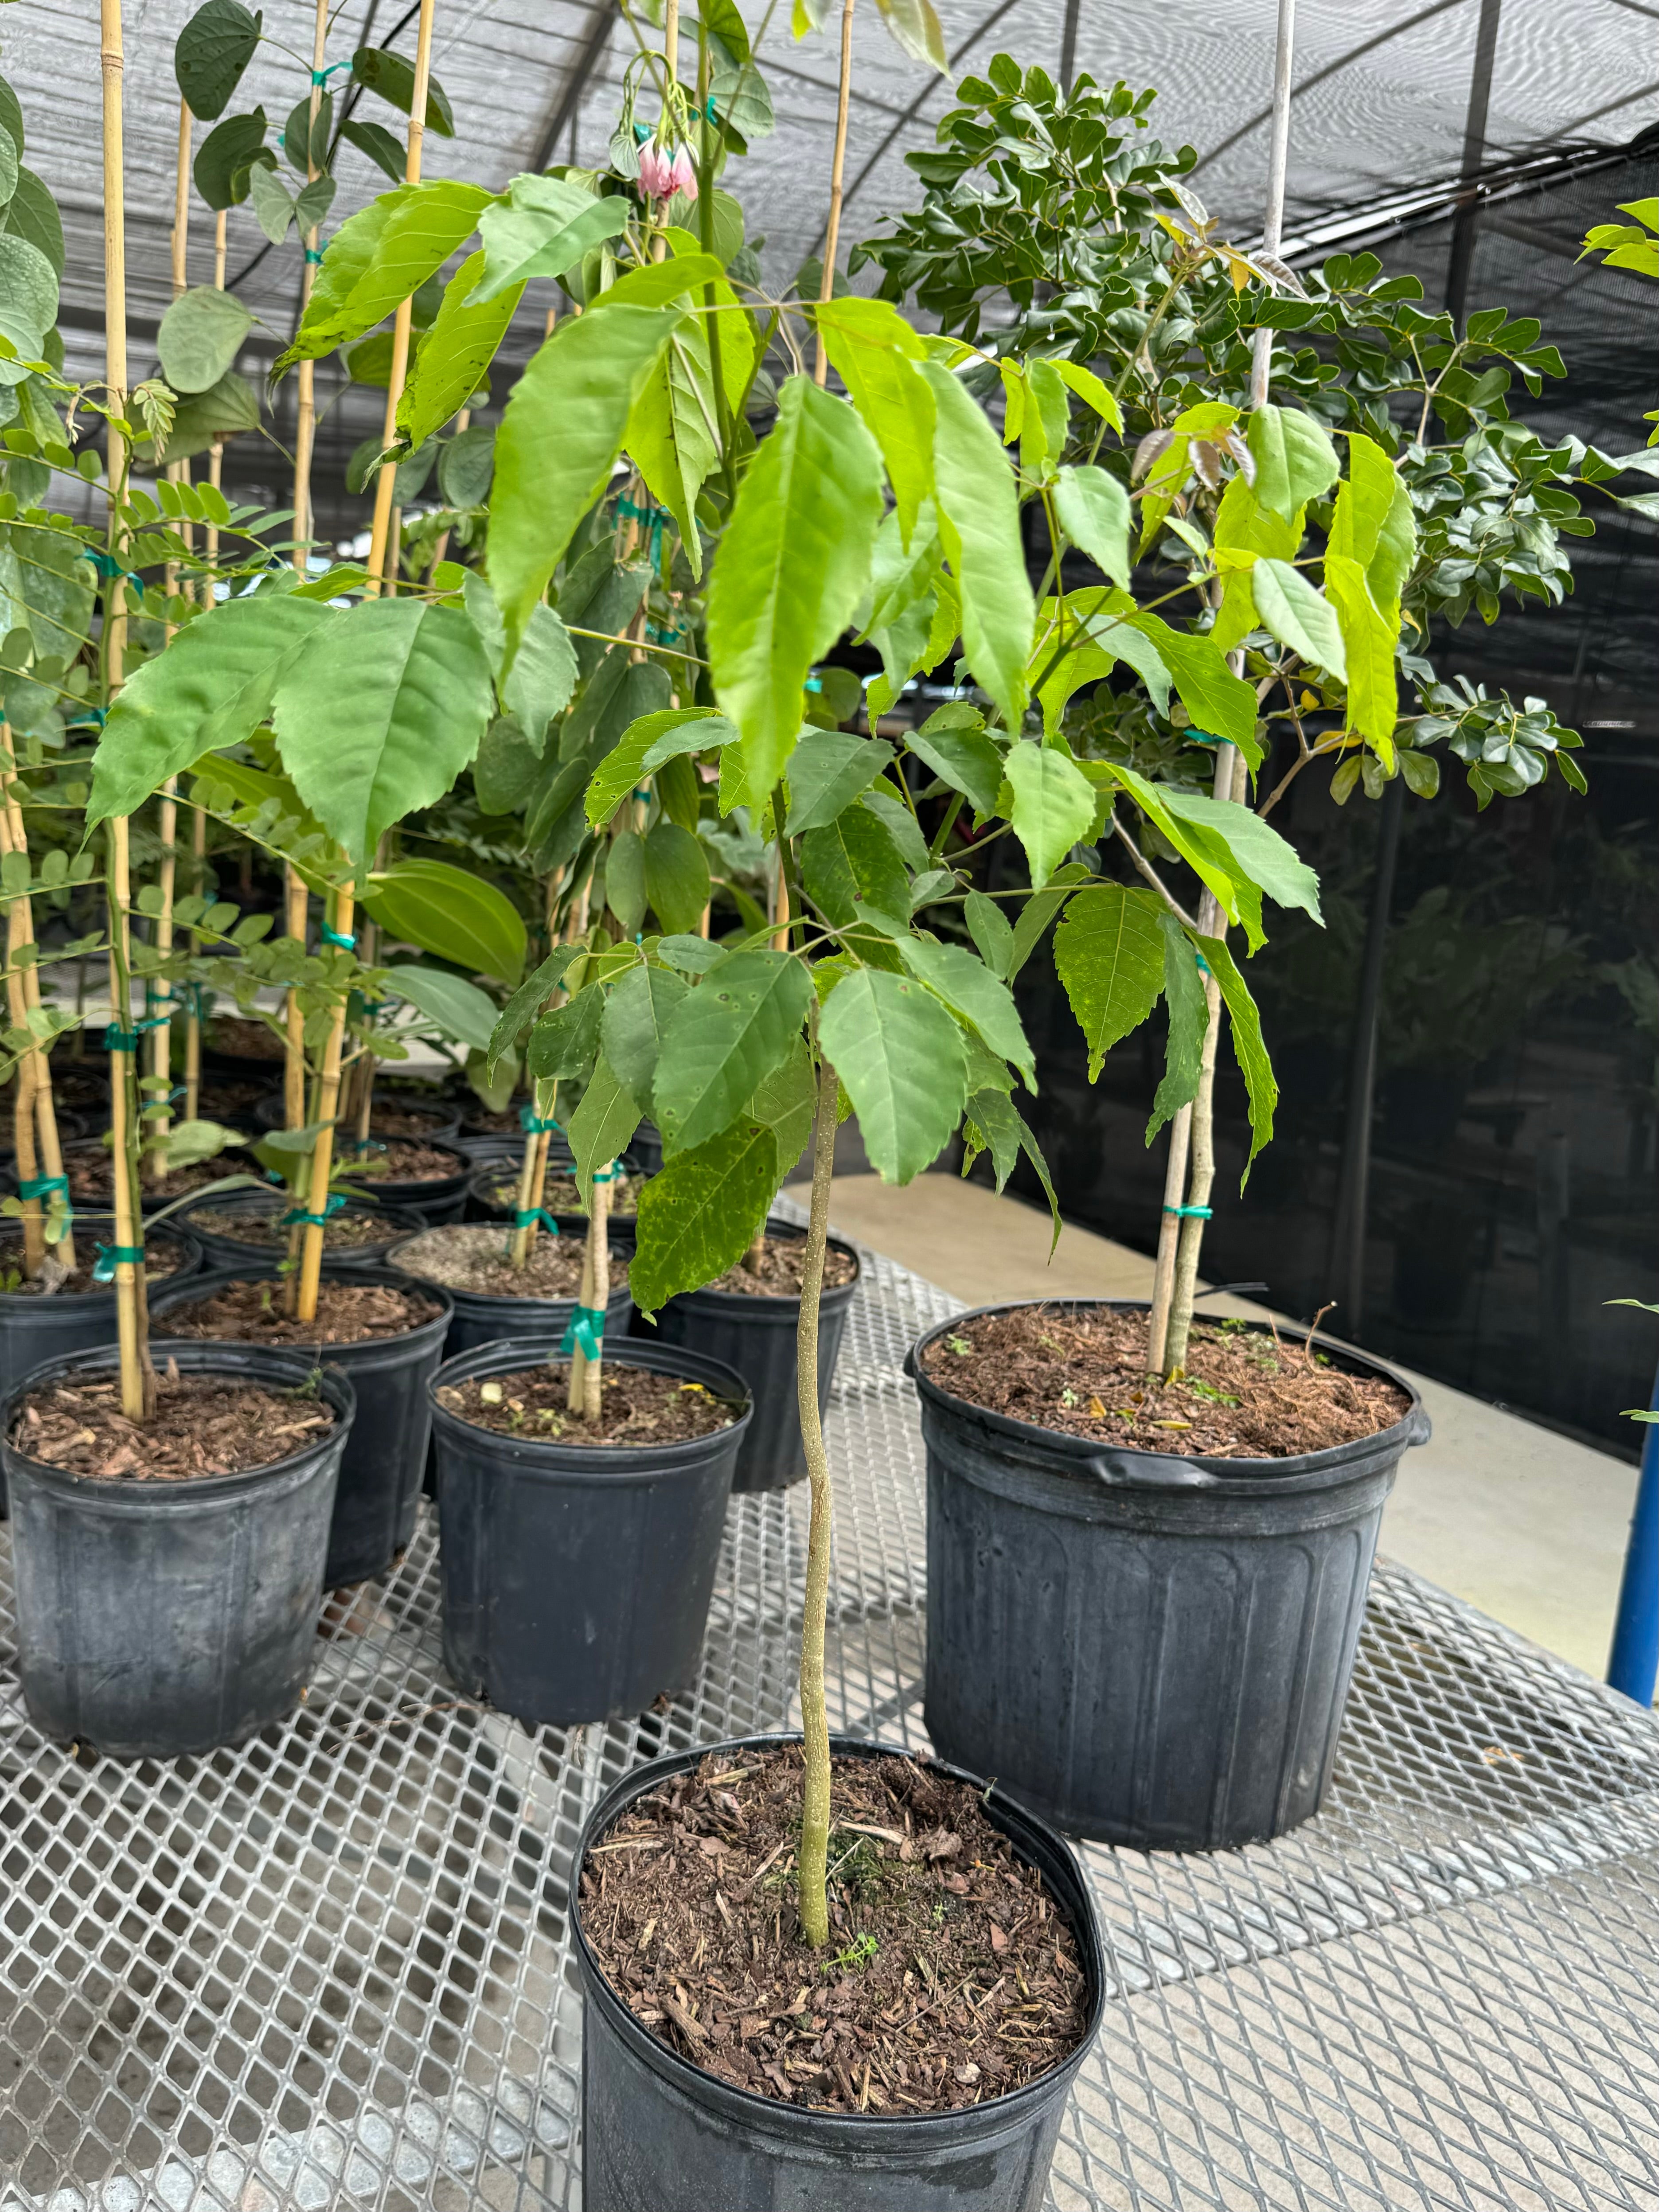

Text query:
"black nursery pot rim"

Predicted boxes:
[[0, 1340, 356, 1508], [906, 1295, 1430, 1491], [572, 1730, 1106, 2136], [428, 1332, 751, 1466], [390, 1221, 632, 1295], [661, 1216, 862, 1312], [0, 1224, 199, 1308]]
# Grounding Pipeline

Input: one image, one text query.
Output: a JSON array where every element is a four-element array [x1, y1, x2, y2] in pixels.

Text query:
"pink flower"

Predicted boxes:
[[638, 142, 675, 199], [669, 147, 698, 202]]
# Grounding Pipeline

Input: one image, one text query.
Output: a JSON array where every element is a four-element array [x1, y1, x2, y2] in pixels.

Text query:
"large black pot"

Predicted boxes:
[[149, 1264, 454, 1588], [640, 1217, 860, 1493], [1, 1341, 353, 1757], [254, 1091, 464, 1145], [573, 1732, 1105, 2211], [389, 1224, 634, 1360], [429, 1334, 749, 1727], [0, 1225, 203, 1514], [908, 1299, 1431, 1852], [176, 1188, 429, 1272]]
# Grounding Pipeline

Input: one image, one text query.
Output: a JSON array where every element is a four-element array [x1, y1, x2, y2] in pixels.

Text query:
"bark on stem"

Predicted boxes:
[[295, 876, 354, 1324], [566, 1169, 612, 1418], [365, 0, 439, 595], [0, 749, 74, 1273], [796, 1051, 838, 1948], [284, 865, 307, 1129], [0, 810, 44, 1275], [1145, 1103, 1192, 1373], [184, 803, 205, 1117]]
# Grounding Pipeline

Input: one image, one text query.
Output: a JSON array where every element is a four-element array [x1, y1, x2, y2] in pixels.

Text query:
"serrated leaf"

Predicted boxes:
[[601, 962, 690, 1106], [818, 966, 966, 1184], [921, 357, 1032, 730], [585, 708, 736, 829], [906, 703, 1003, 816], [654, 947, 813, 1155], [815, 298, 933, 542], [1247, 404, 1339, 522], [486, 943, 583, 1073], [746, 1035, 816, 1164], [471, 175, 629, 305], [1251, 557, 1347, 679], [527, 985, 604, 1081], [569, 1051, 643, 1197], [898, 936, 1034, 1085], [1054, 882, 1166, 1080], [800, 803, 910, 931], [629, 1120, 780, 1315], [1002, 742, 1096, 888], [643, 821, 710, 936], [784, 727, 894, 835], [964, 889, 1014, 977], [1148, 914, 1208, 1140], [502, 603, 578, 749], [278, 180, 492, 371], [1054, 464, 1132, 589], [473, 714, 540, 813], [397, 249, 520, 449], [1196, 931, 1276, 1170], [439, 420, 495, 507]]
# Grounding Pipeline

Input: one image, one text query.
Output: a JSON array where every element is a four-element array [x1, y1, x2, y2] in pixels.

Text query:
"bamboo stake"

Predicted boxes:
[[283, 864, 307, 1128], [204, 209, 227, 598], [292, 0, 329, 573], [0, 800, 45, 1276], [350, 850, 382, 1153], [812, 0, 856, 388], [294, 874, 353, 1323], [186, 208, 221, 1110], [364, 0, 438, 594], [795, 1051, 839, 1948], [101, 0, 147, 1420], [566, 1167, 611, 1418], [1, 746, 76, 1274]]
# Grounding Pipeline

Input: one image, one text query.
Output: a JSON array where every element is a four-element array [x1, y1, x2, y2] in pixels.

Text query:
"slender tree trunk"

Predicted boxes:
[[0, 749, 74, 1273], [291, 0, 328, 573], [184, 803, 205, 1117], [2, 832, 44, 1276], [365, 0, 437, 593], [1145, 1103, 1192, 1371], [796, 1051, 838, 1948], [295, 875, 353, 1324], [566, 1169, 611, 1417]]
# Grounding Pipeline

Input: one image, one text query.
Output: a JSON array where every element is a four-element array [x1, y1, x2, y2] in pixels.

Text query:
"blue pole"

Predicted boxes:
[[1607, 1355, 1659, 1705]]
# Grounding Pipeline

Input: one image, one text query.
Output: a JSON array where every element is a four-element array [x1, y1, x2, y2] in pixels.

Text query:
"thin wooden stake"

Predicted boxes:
[[812, 0, 856, 387], [292, 0, 329, 572], [295, 872, 354, 1324], [365, 0, 439, 594], [1, 745, 76, 1275]]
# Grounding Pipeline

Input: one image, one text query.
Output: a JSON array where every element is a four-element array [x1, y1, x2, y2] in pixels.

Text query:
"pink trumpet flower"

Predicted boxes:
[[669, 146, 698, 201], [638, 141, 697, 203]]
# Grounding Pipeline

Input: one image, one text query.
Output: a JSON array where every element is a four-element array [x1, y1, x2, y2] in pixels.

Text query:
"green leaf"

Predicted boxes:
[[1251, 558, 1347, 679], [569, 1051, 643, 1196], [800, 804, 910, 931], [247, 158, 296, 245], [0, 234, 56, 369], [87, 596, 330, 829], [351, 45, 455, 135], [964, 889, 1014, 977], [487, 943, 582, 1073], [819, 966, 966, 1184], [156, 286, 252, 395], [270, 599, 492, 863], [746, 1035, 816, 1166], [1053, 359, 1123, 435], [1008, 873, 1085, 979], [362, 858, 528, 985], [1002, 742, 1096, 888], [283, 92, 334, 177], [644, 822, 710, 936], [898, 936, 1034, 1085], [629, 1120, 780, 1316], [963, 1088, 1062, 1252], [607, 829, 648, 936], [389, 964, 500, 1051], [921, 357, 1033, 730], [527, 985, 605, 1081], [157, 368, 261, 464], [1053, 464, 1132, 589], [502, 603, 578, 749], [906, 703, 1003, 816], [1148, 915, 1208, 1140], [1246, 404, 1339, 523], [1152, 781, 1320, 923], [439, 420, 495, 507], [1323, 555, 1400, 756], [654, 947, 813, 1155], [175, 0, 260, 122], [472, 714, 541, 813], [278, 179, 492, 371], [1053, 882, 1166, 1080], [340, 117, 406, 183], [585, 708, 736, 829], [872, 0, 947, 69], [707, 373, 884, 806], [1117, 604, 1260, 762], [0, 121, 20, 213], [295, 175, 335, 234], [1196, 931, 1276, 1170], [702, 0, 752, 62], [7, 170, 65, 280], [784, 727, 894, 835], [490, 303, 682, 667], [471, 176, 629, 305], [710, 59, 774, 137], [396, 250, 520, 449], [815, 297, 934, 543], [601, 962, 690, 1106], [192, 108, 268, 211]]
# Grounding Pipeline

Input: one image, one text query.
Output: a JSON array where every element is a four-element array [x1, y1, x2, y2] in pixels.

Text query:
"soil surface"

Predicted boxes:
[[460, 1104, 531, 1137], [63, 1146, 251, 1205], [43, 1063, 110, 1114], [480, 1168, 644, 1217], [708, 1233, 859, 1299], [0, 1237, 192, 1298], [371, 1104, 456, 1140], [158, 1276, 441, 1345], [207, 1018, 286, 1064], [437, 1360, 738, 1444], [394, 1222, 625, 1299], [190, 1203, 404, 1251], [341, 1137, 466, 1184], [923, 1306, 1410, 1458], [580, 1747, 1090, 2114], [196, 1077, 268, 1121], [11, 1368, 337, 1482]]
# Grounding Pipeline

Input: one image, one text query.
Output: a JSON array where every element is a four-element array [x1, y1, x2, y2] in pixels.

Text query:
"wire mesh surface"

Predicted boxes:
[[2, 1231, 1659, 2210]]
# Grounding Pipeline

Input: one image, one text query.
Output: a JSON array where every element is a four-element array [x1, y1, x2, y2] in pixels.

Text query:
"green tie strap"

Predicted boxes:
[[16, 1174, 67, 1200], [514, 1207, 559, 1233], [558, 1303, 605, 1360], [93, 1242, 146, 1282], [282, 1193, 347, 1228]]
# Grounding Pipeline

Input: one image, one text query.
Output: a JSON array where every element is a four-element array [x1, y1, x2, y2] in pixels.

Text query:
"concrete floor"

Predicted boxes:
[[825, 1172, 1640, 1685]]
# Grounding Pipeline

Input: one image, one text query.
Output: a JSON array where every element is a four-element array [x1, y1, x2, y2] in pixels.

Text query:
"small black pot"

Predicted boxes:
[[148, 1264, 455, 1588], [389, 1224, 634, 1360], [337, 1136, 473, 1225], [176, 1189, 430, 1273], [908, 1299, 1431, 1851], [0, 1224, 203, 1515], [429, 1334, 750, 1726], [628, 1120, 664, 1176], [1, 1341, 354, 1757], [0, 1107, 88, 1165], [573, 1733, 1105, 2211], [640, 1218, 860, 1493]]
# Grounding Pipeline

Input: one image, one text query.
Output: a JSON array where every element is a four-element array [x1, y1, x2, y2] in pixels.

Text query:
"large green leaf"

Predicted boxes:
[[906, 704, 1003, 817], [0, 520, 96, 663], [872, 0, 948, 71], [486, 943, 583, 1073], [156, 286, 251, 394], [361, 858, 527, 984], [1246, 404, 1340, 522], [643, 822, 710, 935], [270, 599, 492, 862], [339, 116, 406, 183], [1002, 742, 1096, 889], [1196, 931, 1276, 1170], [799, 803, 910, 932], [818, 966, 966, 1185], [8, 170, 64, 280], [87, 596, 330, 829], [1148, 914, 1208, 1140], [396, 250, 521, 449], [706, 373, 883, 807], [815, 297, 934, 542], [654, 947, 813, 1155], [746, 1035, 817, 1166], [192, 109, 267, 211], [921, 358, 1033, 731], [157, 368, 261, 463], [629, 1119, 780, 1316], [783, 727, 894, 835], [1053, 464, 1132, 589], [387, 964, 500, 1051], [490, 303, 682, 665], [472, 715, 540, 813], [277, 180, 491, 371], [898, 936, 1034, 1086], [585, 708, 735, 829], [569, 1051, 643, 1197], [471, 175, 628, 304], [351, 44, 455, 135], [492, 600, 578, 750], [1155, 788, 1321, 923], [1251, 558, 1347, 679], [1053, 882, 1166, 1080], [962, 1087, 1061, 1252], [601, 962, 690, 1106], [1323, 554, 1399, 755], [606, 828, 648, 936], [174, 0, 260, 121], [527, 985, 605, 1081]]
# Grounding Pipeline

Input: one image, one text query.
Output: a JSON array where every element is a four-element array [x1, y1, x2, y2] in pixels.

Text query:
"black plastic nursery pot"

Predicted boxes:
[[641, 1218, 860, 1493], [0, 1342, 354, 1758], [0, 1107, 87, 1166], [148, 1264, 455, 1589], [254, 1092, 464, 1144], [0, 1225, 203, 1516], [176, 1189, 429, 1272], [628, 1120, 664, 1175], [572, 1731, 1106, 2212], [389, 1223, 635, 1361], [908, 1300, 1431, 1852], [337, 1136, 474, 1225], [429, 1335, 750, 1728], [462, 1157, 640, 1248]]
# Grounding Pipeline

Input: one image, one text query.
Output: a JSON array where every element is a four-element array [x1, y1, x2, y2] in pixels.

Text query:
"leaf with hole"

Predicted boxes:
[[629, 1119, 780, 1315], [654, 948, 813, 1156]]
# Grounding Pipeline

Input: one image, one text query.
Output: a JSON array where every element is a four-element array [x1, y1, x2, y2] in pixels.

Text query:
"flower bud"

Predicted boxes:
[[669, 146, 699, 203]]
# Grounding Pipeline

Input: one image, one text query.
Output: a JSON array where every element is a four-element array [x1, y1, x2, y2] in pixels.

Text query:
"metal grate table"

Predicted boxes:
[[3, 1231, 1659, 2211]]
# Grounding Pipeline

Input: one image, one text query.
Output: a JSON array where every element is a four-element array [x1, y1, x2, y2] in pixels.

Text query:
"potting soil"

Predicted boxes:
[[395, 1223, 624, 1297], [707, 1233, 859, 1298], [436, 1362, 736, 1444], [159, 1276, 441, 1345], [10, 1369, 337, 1480]]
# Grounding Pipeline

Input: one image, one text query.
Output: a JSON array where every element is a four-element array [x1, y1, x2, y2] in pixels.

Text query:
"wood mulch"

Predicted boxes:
[[479, 1168, 645, 1217], [707, 1233, 859, 1299], [341, 1138, 466, 1184], [158, 1276, 441, 1345], [191, 1204, 401, 1250], [580, 1746, 1090, 2114], [63, 1146, 249, 1205], [394, 1222, 623, 1298], [11, 1366, 337, 1482], [1, 1236, 192, 1299], [923, 1305, 1410, 1458], [437, 1361, 738, 1445], [206, 1018, 287, 1064], [371, 1105, 455, 1140]]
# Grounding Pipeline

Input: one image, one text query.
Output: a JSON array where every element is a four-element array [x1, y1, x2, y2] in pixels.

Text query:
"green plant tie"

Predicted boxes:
[[282, 1194, 347, 1227], [615, 494, 671, 565], [16, 1174, 67, 1200], [520, 1107, 561, 1134], [514, 1207, 558, 1233], [104, 1018, 166, 1051], [66, 705, 107, 731], [92, 1243, 145, 1282], [1184, 726, 1224, 748], [558, 1303, 605, 1360], [592, 1162, 621, 1183], [1194, 952, 1212, 977], [321, 923, 357, 950], [305, 248, 324, 265], [312, 60, 351, 83], [81, 549, 139, 583], [1163, 1203, 1214, 1219]]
